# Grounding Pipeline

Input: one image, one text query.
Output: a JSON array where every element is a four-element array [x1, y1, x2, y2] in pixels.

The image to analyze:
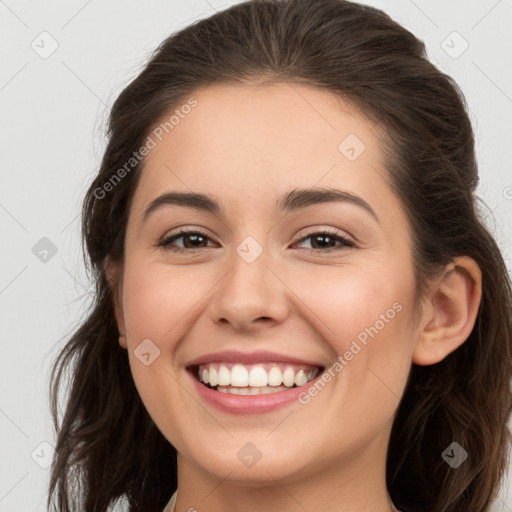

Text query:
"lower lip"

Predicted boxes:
[[187, 369, 323, 415]]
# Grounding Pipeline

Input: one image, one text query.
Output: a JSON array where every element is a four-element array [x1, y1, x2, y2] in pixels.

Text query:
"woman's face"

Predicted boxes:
[[113, 82, 422, 486]]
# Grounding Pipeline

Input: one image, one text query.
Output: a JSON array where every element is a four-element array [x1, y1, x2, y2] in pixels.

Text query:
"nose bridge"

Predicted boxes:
[[209, 234, 288, 329]]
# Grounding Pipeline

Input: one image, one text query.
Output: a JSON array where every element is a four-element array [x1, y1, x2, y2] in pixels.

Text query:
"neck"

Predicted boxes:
[[173, 422, 396, 512]]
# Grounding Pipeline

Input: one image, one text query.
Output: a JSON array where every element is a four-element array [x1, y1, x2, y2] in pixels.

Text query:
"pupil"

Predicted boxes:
[[314, 234, 333, 248], [185, 234, 205, 248]]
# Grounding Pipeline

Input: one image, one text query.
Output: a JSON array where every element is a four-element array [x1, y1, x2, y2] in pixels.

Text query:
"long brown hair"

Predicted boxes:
[[47, 1, 512, 510]]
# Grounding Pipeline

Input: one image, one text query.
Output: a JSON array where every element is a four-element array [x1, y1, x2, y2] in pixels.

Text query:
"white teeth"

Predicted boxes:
[[197, 363, 320, 389], [217, 365, 230, 386], [294, 369, 308, 386], [267, 366, 282, 386], [249, 366, 268, 387], [231, 364, 249, 387], [209, 367, 218, 387], [282, 367, 295, 387], [216, 385, 290, 395]]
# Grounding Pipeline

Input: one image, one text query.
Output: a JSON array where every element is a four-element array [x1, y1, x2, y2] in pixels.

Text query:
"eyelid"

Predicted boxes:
[[160, 224, 216, 240], [295, 225, 354, 243]]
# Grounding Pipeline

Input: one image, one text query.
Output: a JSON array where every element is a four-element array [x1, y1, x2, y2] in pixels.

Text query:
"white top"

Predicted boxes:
[[162, 490, 177, 512], [162, 490, 403, 511]]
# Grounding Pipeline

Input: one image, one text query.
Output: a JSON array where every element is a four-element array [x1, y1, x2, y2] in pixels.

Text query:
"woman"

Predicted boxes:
[[47, 0, 512, 511]]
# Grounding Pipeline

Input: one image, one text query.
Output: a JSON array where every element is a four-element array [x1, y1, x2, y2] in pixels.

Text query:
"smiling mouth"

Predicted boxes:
[[189, 362, 323, 395]]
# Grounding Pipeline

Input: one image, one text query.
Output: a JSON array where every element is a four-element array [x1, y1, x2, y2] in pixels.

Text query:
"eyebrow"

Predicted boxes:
[[142, 187, 378, 223]]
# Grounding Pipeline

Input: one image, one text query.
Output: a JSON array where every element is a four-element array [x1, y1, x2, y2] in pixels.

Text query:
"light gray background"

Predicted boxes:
[[1, 0, 511, 510]]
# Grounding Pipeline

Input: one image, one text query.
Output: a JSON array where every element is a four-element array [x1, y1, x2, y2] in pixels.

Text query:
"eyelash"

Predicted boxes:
[[157, 229, 355, 254]]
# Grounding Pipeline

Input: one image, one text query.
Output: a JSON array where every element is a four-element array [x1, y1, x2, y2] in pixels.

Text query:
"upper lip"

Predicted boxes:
[[185, 350, 325, 368]]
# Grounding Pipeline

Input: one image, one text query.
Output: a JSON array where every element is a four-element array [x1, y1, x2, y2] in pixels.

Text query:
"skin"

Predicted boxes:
[[106, 81, 482, 512]]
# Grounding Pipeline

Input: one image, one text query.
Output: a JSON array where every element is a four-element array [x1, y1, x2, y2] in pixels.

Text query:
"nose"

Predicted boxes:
[[207, 246, 289, 332]]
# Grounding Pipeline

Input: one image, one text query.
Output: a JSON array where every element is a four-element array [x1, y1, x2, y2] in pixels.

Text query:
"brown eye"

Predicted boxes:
[[295, 231, 355, 252], [158, 230, 216, 252]]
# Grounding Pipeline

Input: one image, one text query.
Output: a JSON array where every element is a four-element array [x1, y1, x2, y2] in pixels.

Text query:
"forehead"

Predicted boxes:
[[149, 81, 376, 165], [131, 81, 395, 220]]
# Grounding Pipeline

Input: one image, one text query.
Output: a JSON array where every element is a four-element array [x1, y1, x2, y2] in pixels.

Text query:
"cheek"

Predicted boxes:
[[118, 258, 211, 439], [291, 260, 415, 382], [121, 258, 211, 342], [282, 263, 415, 458]]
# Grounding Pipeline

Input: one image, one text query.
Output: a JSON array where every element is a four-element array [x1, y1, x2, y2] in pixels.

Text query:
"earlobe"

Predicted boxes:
[[118, 334, 127, 349], [412, 256, 482, 366], [103, 257, 127, 349]]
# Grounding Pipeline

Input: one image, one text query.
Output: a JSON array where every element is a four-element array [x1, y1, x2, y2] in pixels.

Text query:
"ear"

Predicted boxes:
[[412, 256, 482, 366], [103, 256, 127, 349]]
